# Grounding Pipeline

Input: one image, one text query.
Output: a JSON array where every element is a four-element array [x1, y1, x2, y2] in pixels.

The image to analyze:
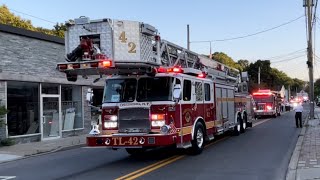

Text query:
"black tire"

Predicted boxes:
[[233, 114, 241, 136], [190, 122, 205, 155], [125, 148, 145, 156], [241, 114, 247, 133]]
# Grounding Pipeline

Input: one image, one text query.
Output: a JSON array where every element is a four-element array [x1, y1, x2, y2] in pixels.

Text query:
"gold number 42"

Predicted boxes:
[[119, 31, 136, 53], [119, 32, 127, 43]]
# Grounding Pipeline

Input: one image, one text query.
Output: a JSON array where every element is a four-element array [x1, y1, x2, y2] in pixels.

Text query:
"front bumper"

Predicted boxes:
[[254, 111, 275, 116], [87, 133, 178, 148]]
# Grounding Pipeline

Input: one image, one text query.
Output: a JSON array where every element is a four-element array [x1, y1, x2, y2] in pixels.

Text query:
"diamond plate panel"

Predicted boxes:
[[113, 20, 141, 62], [66, 21, 113, 59], [140, 34, 158, 64]]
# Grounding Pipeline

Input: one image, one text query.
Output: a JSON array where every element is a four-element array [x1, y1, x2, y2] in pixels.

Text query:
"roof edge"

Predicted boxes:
[[0, 23, 64, 45]]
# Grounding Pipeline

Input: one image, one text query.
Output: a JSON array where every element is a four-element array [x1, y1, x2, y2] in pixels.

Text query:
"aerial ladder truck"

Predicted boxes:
[[57, 16, 255, 155]]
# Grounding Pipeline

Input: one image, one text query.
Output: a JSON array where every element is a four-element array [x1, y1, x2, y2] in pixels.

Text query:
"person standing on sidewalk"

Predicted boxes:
[[293, 103, 303, 128]]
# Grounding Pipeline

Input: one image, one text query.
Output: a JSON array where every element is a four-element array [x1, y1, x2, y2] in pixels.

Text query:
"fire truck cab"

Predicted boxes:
[[57, 16, 255, 155]]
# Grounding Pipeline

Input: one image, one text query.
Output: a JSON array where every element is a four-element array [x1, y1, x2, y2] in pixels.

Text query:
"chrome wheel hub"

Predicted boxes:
[[196, 129, 204, 148]]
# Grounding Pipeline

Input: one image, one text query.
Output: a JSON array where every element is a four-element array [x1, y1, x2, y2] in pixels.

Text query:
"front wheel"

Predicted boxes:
[[190, 122, 205, 155]]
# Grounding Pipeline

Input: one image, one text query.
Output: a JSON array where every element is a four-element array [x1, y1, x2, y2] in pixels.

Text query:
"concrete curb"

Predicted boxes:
[[0, 143, 86, 164], [286, 116, 309, 180]]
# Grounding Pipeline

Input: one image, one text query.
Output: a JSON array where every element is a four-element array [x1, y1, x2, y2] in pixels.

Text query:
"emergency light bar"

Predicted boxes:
[[156, 66, 206, 78], [252, 92, 273, 96], [57, 60, 113, 71], [253, 89, 273, 96]]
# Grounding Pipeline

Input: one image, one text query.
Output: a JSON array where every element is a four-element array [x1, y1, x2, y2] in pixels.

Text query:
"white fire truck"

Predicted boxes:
[[57, 17, 255, 155]]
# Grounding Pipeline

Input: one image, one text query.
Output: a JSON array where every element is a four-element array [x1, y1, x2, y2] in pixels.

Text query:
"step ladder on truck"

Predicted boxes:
[[57, 16, 255, 155]]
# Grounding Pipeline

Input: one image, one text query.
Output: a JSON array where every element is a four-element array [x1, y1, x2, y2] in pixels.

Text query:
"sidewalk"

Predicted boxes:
[[0, 134, 87, 163], [287, 106, 320, 180]]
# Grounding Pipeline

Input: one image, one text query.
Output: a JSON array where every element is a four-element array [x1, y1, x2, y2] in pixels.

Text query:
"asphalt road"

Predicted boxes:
[[0, 108, 305, 180]]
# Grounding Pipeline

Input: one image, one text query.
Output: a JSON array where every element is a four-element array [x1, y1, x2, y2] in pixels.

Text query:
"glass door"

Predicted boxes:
[[41, 97, 61, 139]]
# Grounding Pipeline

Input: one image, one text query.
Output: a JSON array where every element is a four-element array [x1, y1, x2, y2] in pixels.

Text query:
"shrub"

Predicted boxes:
[[1, 138, 15, 146], [0, 106, 8, 127]]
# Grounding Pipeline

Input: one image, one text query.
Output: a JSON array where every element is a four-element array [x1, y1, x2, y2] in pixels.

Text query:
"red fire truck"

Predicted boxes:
[[57, 17, 255, 155], [252, 89, 281, 118]]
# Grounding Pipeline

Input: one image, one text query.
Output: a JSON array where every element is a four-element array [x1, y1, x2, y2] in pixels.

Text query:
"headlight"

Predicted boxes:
[[266, 106, 272, 110], [151, 120, 165, 127], [160, 125, 170, 134], [109, 115, 118, 121], [293, 103, 298, 107], [104, 121, 117, 128]]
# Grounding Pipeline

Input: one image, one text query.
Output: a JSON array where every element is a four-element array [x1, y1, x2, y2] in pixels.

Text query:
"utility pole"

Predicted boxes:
[[187, 24, 190, 50], [209, 41, 212, 59], [304, 0, 314, 118], [288, 85, 291, 101], [258, 66, 261, 89]]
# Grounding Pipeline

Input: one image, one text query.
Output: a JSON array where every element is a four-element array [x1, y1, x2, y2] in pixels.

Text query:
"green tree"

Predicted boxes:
[[0, 5, 34, 30], [0, 5, 65, 38], [314, 79, 320, 97], [53, 23, 67, 37], [237, 59, 250, 71], [211, 52, 242, 71], [291, 78, 306, 95]]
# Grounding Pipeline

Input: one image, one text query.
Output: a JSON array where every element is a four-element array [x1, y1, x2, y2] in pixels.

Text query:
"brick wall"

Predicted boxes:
[[0, 30, 104, 87], [0, 26, 104, 142], [0, 81, 7, 140]]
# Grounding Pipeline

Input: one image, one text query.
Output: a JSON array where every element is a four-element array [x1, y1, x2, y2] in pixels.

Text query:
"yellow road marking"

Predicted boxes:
[[252, 118, 271, 127], [115, 118, 271, 180], [124, 156, 185, 180], [114, 155, 179, 180]]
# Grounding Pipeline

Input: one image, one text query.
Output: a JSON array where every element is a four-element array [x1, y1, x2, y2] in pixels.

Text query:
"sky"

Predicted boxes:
[[1, 0, 318, 81]]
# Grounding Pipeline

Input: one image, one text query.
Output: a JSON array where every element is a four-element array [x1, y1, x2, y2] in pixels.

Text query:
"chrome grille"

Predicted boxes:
[[118, 108, 150, 133], [257, 104, 265, 110]]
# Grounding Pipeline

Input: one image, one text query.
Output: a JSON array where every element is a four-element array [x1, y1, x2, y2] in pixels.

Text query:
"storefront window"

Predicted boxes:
[[7, 81, 39, 136], [42, 83, 59, 94], [61, 85, 83, 130]]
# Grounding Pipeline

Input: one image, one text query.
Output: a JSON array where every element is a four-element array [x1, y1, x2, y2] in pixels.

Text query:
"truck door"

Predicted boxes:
[[203, 82, 214, 134], [181, 78, 194, 136], [194, 80, 204, 121]]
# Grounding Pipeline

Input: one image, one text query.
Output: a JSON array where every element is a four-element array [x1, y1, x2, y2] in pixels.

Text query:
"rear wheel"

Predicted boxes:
[[233, 114, 241, 136], [190, 122, 205, 155], [240, 114, 247, 133]]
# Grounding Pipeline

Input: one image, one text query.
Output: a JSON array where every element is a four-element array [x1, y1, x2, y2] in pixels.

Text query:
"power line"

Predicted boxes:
[[191, 15, 305, 43], [263, 48, 306, 60], [8, 8, 57, 24], [271, 54, 306, 64]]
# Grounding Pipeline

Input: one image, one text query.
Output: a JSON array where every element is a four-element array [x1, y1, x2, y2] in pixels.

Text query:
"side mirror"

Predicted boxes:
[[173, 84, 182, 102]]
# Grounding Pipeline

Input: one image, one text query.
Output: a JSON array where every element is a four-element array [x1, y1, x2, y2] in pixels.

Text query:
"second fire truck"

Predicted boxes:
[[57, 17, 255, 155], [252, 89, 281, 118]]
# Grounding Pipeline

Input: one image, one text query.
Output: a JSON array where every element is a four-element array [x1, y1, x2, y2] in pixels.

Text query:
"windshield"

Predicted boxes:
[[103, 77, 173, 103], [103, 79, 137, 103], [253, 95, 273, 103], [136, 77, 172, 102]]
